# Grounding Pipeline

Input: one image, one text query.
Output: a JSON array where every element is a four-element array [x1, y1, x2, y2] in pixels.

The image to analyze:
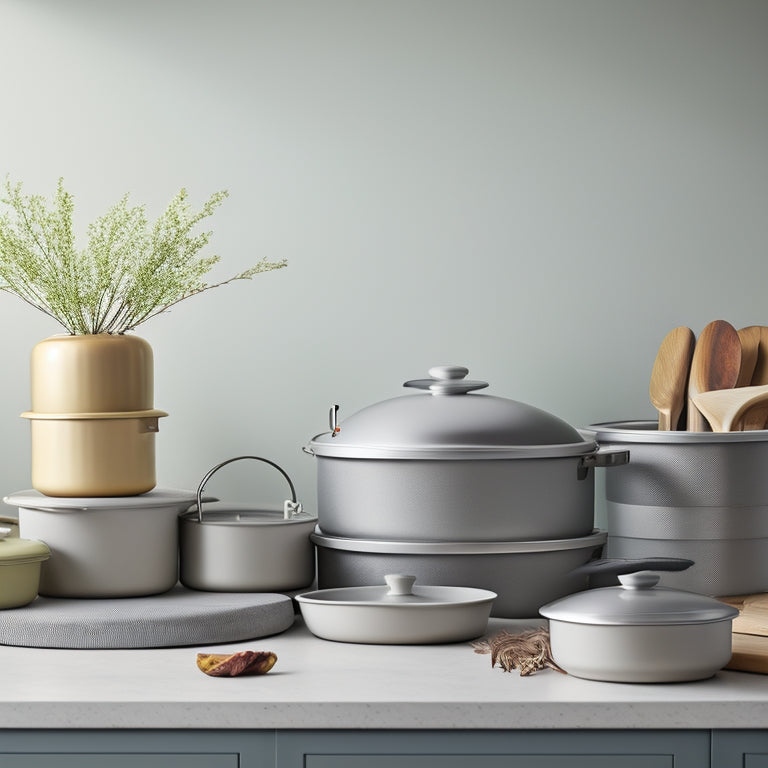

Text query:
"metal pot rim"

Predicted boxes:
[[589, 420, 768, 444], [179, 507, 317, 527], [310, 527, 607, 555], [307, 433, 598, 460]]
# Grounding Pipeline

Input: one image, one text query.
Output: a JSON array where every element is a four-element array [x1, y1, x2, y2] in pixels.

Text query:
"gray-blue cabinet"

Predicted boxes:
[[0, 731, 273, 768], [3, 728, 767, 766], [712, 730, 768, 768], [275, 730, 709, 768]]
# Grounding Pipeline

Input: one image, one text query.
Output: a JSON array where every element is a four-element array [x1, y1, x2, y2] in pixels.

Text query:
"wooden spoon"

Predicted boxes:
[[649, 327, 695, 431], [686, 320, 742, 431], [692, 383, 768, 432], [750, 326, 768, 386], [737, 326, 762, 387]]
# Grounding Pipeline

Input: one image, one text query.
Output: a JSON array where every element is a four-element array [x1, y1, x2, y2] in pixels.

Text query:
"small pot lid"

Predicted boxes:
[[4, 488, 198, 512], [0, 530, 49, 564], [310, 365, 594, 460], [540, 571, 739, 626], [296, 574, 496, 607], [180, 502, 317, 526]]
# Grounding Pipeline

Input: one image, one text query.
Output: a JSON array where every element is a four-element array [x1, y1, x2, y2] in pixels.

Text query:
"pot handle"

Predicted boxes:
[[570, 557, 694, 578], [577, 447, 630, 480], [194, 455, 301, 524]]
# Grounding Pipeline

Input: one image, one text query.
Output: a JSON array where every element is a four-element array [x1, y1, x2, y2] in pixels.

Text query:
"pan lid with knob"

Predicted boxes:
[[539, 558, 739, 626], [308, 365, 599, 460]]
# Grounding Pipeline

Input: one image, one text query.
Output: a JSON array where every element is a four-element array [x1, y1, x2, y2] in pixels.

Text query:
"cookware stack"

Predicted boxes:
[[3, 334, 196, 599], [305, 365, 627, 618]]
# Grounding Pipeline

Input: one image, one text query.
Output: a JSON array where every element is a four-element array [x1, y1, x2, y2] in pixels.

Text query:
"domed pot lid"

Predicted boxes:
[[0, 529, 50, 564], [309, 365, 596, 460], [540, 558, 739, 626]]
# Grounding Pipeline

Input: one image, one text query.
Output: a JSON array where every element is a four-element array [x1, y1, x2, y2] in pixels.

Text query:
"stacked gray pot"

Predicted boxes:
[[305, 365, 626, 618]]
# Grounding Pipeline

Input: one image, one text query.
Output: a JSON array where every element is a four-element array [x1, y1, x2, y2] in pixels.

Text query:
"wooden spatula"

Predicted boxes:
[[692, 383, 768, 432], [750, 326, 768, 386], [686, 320, 742, 431], [649, 327, 695, 431]]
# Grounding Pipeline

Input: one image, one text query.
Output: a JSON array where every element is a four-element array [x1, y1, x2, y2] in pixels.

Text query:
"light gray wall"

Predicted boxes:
[[1, 0, 767, 523]]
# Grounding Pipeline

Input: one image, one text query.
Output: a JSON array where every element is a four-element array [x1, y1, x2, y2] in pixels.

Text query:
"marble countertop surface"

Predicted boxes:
[[1, 615, 767, 730]]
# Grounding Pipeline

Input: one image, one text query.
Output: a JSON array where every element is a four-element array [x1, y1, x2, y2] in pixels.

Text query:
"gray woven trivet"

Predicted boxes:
[[0, 584, 295, 649]]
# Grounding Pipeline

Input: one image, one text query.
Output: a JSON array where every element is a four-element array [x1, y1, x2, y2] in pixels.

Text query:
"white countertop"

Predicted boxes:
[[1, 615, 767, 731]]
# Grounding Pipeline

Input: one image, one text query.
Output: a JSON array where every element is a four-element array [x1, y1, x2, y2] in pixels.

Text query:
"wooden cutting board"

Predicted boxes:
[[720, 593, 768, 674], [726, 634, 768, 674]]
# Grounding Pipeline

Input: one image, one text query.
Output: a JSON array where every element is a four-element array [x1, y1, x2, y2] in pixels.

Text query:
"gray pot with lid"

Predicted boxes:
[[306, 365, 628, 542], [540, 558, 739, 683]]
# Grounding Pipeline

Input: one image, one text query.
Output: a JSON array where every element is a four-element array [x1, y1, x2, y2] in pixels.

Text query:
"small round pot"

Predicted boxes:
[[311, 527, 606, 618], [179, 456, 316, 592], [4, 488, 196, 598], [306, 365, 628, 542], [539, 559, 739, 683], [0, 531, 50, 609], [297, 574, 496, 644], [21, 410, 167, 497]]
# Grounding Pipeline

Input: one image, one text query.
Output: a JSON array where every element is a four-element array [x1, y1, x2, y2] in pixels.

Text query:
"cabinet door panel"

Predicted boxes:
[[0, 756, 237, 768], [278, 730, 708, 768], [307, 755, 671, 768], [712, 730, 768, 768]]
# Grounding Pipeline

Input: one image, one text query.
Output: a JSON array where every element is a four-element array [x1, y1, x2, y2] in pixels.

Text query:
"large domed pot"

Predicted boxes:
[[305, 365, 629, 542]]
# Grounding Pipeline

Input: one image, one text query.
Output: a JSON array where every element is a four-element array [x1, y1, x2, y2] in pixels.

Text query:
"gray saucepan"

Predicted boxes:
[[539, 558, 739, 683]]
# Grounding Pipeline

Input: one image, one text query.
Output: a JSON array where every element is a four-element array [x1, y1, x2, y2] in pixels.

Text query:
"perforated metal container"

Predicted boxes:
[[590, 420, 768, 596]]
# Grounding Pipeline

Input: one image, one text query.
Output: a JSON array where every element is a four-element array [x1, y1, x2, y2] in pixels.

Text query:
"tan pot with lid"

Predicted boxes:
[[24, 333, 166, 497]]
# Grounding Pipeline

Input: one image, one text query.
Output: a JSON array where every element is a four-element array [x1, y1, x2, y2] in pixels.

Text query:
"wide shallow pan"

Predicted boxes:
[[297, 573, 496, 644]]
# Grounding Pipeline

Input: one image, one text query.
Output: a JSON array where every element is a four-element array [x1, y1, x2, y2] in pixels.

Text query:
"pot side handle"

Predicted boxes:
[[577, 447, 629, 479], [571, 557, 694, 578]]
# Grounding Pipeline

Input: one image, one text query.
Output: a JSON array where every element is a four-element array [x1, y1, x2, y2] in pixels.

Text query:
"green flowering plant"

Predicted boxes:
[[0, 177, 286, 335]]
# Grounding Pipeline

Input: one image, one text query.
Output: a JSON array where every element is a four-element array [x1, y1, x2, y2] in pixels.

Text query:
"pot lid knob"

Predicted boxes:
[[385, 574, 417, 596], [403, 365, 489, 396], [618, 571, 660, 590]]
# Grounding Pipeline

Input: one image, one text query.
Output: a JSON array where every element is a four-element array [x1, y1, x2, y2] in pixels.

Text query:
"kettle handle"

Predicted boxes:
[[194, 455, 300, 523]]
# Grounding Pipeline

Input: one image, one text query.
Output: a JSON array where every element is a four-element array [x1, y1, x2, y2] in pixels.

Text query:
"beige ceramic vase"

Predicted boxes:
[[22, 333, 167, 497]]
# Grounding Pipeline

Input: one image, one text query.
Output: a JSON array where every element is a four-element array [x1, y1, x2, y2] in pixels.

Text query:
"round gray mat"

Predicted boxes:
[[0, 585, 295, 649]]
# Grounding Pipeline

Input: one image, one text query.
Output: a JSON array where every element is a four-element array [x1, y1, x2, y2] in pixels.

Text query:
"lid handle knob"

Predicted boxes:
[[428, 365, 469, 380], [618, 571, 661, 590], [385, 574, 417, 596], [403, 365, 489, 396]]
